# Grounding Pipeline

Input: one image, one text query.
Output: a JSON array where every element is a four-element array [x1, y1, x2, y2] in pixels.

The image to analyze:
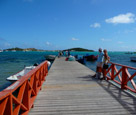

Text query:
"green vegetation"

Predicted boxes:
[[5, 47, 23, 51], [4, 47, 44, 51], [63, 47, 94, 52], [3, 47, 94, 52], [24, 48, 44, 51]]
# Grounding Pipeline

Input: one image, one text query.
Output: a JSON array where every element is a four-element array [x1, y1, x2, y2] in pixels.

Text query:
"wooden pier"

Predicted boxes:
[[30, 57, 136, 115]]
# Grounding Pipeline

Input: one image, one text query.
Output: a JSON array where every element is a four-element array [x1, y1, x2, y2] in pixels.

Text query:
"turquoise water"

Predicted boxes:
[[0, 51, 58, 91], [0, 51, 136, 91]]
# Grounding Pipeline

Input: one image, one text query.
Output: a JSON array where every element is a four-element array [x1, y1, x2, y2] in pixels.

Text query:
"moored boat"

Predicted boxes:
[[45, 55, 56, 61], [130, 57, 136, 62], [85, 55, 98, 61], [6, 66, 36, 83], [75, 55, 86, 64], [6, 61, 51, 83]]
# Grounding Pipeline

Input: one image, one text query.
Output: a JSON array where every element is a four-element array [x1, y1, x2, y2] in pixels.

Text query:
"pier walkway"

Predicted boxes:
[[30, 57, 136, 115]]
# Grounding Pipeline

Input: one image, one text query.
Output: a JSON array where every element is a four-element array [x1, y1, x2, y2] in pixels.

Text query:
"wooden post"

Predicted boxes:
[[111, 64, 115, 80], [121, 67, 127, 90]]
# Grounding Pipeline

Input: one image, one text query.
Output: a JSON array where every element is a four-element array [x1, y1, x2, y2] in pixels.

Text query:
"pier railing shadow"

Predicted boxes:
[[77, 74, 136, 114], [98, 79, 136, 114]]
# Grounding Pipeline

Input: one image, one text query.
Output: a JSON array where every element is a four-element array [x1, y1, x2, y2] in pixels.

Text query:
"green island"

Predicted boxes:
[[3, 47, 44, 51], [63, 47, 94, 52], [3, 47, 94, 52]]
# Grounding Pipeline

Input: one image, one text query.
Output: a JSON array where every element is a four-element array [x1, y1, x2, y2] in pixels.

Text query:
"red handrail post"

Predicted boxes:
[[22, 81, 30, 110], [4, 95, 13, 115], [121, 66, 127, 90], [111, 64, 115, 80]]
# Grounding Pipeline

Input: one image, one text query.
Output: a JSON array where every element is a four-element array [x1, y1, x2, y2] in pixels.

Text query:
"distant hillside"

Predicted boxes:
[[3, 47, 94, 52], [4, 47, 44, 51], [5, 47, 23, 51], [63, 47, 94, 52], [24, 48, 42, 51]]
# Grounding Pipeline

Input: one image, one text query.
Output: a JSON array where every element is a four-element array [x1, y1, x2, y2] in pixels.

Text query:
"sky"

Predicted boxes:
[[0, 0, 136, 51]]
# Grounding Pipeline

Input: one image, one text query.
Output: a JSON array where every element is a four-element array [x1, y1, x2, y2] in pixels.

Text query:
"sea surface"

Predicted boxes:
[[0, 51, 136, 91]]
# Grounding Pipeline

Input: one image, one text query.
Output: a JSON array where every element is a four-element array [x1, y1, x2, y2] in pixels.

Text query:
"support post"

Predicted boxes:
[[111, 64, 115, 80], [121, 67, 127, 90]]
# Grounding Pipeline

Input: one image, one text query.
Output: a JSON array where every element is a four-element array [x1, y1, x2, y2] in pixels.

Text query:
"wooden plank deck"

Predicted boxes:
[[29, 57, 136, 115]]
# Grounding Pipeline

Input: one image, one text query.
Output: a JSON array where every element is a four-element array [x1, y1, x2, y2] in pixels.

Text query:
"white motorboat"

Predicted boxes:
[[6, 66, 36, 82], [6, 61, 51, 83], [130, 57, 136, 62]]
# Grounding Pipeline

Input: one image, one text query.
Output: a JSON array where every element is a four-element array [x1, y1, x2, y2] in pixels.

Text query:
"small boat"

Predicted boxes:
[[130, 57, 136, 62], [85, 55, 98, 61], [6, 66, 36, 83], [75, 55, 86, 64], [6, 61, 51, 83], [45, 55, 56, 61]]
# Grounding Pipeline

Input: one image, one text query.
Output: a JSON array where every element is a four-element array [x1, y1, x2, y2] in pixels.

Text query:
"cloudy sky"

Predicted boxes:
[[0, 0, 136, 51]]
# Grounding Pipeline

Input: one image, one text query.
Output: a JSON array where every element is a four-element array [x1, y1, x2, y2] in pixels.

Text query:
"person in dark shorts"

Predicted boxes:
[[102, 49, 110, 79]]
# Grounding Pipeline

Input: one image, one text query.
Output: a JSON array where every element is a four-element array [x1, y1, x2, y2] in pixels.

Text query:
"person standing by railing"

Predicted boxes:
[[102, 49, 110, 80], [93, 48, 104, 79]]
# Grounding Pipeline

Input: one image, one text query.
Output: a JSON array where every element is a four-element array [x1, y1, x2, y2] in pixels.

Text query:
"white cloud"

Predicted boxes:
[[45, 41, 60, 50], [105, 13, 136, 24], [72, 38, 79, 41], [46, 42, 51, 46], [4, 42, 11, 47], [90, 23, 101, 28], [120, 46, 129, 49], [101, 38, 111, 42], [117, 41, 123, 44]]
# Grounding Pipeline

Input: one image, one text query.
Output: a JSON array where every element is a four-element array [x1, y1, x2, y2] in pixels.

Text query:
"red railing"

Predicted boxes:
[[0, 61, 48, 115], [104, 62, 136, 93]]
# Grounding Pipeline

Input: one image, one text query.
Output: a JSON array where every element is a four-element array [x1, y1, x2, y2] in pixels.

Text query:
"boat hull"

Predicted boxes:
[[85, 55, 97, 61], [45, 55, 56, 61], [130, 57, 136, 62], [6, 66, 36, 83]]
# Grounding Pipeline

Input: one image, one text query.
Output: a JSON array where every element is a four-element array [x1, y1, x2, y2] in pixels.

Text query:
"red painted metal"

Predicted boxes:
[[0, 61, 48, 115], [105, 62, 136, 93]]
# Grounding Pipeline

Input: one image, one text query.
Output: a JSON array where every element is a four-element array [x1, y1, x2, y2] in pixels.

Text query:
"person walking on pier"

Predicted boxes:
[[93, 48, 104, 79]]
